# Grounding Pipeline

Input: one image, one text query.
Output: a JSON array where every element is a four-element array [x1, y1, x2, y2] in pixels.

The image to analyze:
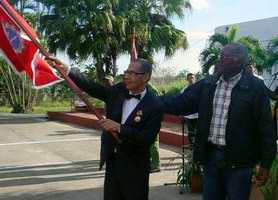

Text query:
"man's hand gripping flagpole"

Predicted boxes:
[[46, 57, 122, 143]]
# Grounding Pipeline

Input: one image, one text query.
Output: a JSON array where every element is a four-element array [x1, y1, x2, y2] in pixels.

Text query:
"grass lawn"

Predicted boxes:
[[0, 106, 72, 114], [0, 99, 104, 115]]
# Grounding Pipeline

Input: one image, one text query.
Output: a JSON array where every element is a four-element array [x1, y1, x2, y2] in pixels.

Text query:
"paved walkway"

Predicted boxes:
[[0, 114, 202, 200]]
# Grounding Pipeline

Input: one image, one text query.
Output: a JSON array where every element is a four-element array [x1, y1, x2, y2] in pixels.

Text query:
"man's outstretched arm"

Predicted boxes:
[[158, 80, 204, 116]]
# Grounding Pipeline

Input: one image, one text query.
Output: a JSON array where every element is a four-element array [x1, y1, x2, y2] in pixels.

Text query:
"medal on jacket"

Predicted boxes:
[[134, 110, 143, 122], [136, 110, 143, 116], [134, 116, 141, 122]]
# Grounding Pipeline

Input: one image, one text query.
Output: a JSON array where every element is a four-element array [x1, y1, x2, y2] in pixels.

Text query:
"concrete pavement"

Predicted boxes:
[[0, 114, 201, 200]]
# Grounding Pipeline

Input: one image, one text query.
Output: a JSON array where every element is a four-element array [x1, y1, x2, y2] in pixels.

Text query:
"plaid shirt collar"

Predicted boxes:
[[217, 70, 243, 85]]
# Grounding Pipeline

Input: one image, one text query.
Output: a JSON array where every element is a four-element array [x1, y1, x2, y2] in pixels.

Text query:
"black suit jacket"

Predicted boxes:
[[69, 69, 162, 170]]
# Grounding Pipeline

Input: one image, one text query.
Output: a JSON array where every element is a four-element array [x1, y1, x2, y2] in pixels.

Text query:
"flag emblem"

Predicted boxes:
[[0, 0, 63, 89], [3, 23, 23, 53]]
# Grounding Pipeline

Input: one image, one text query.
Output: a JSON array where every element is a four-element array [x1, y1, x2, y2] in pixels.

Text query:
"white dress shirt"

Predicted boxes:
[[121, 89, 147, 124]]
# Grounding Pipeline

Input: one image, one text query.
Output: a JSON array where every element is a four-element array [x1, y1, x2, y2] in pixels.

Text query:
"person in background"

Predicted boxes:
[[73, 94, 87, 111], [247, 63, 278, 142], [246, 63, 278, 100], [47, 57, 162, 200], [103, 75, 114, 87], [181, 73, 198, 145], [246, 63, 263, 80], [103, 75, 115, 113], [158, 43, 277, 200]]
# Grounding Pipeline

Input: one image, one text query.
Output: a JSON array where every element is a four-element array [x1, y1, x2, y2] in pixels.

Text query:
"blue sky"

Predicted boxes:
[[117, 0, 278, 75]]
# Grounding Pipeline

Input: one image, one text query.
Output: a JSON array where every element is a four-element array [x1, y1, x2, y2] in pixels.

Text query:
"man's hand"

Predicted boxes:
[[254, 166, 269, 187], [99, 119, 121, 133], [46, 56, 69, 73], [99, 119, 122, 143]]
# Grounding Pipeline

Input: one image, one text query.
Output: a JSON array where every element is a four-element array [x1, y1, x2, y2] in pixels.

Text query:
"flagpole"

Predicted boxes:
[[130, 27, 137, 62], [0, 0, 121, 142]]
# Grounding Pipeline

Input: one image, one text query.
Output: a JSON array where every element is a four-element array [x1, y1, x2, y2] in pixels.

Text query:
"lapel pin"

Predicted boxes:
[[134, 116, 141, 122], [136, 110, 143, 116]]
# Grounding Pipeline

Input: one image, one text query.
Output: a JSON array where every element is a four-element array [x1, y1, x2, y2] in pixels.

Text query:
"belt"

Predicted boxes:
[[208, 142, 226, 150]]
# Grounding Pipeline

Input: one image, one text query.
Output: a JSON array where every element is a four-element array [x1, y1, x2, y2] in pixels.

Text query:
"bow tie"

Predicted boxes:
[[125, 93, 141, 100]]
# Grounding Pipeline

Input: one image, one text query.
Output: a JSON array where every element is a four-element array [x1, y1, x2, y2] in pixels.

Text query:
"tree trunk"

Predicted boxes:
[[0, 60, 37, 113], [96, 61, 105, 82], [104, 56, 113, 76], [112, 53, 118, 76]]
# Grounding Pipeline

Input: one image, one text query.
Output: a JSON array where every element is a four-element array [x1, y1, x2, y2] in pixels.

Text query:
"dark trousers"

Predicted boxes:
[[104, 154, 149, 200], [203, 148, 253, 200], [104, 158, 123, 200]]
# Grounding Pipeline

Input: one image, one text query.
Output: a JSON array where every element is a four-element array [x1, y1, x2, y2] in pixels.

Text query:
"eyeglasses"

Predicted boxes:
[[124, 70, 145, 76], [220, 54, 238, 61]]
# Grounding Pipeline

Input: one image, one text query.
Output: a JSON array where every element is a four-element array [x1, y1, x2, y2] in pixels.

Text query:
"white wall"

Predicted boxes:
[[215, 16, 278, 47]]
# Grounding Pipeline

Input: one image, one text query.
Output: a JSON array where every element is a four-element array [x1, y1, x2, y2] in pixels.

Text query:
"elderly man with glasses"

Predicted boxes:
[[47, 57, 162, 200]]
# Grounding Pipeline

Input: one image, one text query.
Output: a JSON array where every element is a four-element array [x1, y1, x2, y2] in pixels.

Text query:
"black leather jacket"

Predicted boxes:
[[159, 70, 277, 169]]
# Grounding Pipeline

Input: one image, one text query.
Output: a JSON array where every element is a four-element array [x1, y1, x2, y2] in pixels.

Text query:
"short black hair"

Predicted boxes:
[[136, 58, 153, 75], [228, 43, 249, 67], [186, 73, 194, 78]]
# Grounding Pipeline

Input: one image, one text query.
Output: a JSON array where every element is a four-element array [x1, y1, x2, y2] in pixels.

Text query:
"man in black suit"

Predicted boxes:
[[48, 57, 162, 200]]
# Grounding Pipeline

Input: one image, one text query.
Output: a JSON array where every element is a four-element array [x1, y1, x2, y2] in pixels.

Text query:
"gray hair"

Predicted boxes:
[[136, 58, 153, 75]]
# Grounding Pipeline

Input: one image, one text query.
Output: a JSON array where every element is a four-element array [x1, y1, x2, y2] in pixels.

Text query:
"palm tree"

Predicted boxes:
[[267, 36, 278, 69], [199, 25, 239, 75], [238, 36, 268, 72], [119, 0, 191, 61], [0, 59, 37, 113], [38, 0, 191, 80]]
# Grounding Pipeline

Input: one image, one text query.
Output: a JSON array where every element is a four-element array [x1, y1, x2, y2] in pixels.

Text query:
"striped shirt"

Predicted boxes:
[[208, 72, 242, 146]]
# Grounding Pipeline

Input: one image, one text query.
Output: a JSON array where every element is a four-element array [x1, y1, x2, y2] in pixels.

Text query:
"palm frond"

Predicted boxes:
[[209, 33, 229, 48], [226, 25, 239, 43], [199, 47, 220, 75]]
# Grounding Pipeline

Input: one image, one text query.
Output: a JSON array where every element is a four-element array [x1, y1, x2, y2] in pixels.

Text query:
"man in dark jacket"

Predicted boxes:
[[48, 57, 162, 200], [158, 43, 277, 200]]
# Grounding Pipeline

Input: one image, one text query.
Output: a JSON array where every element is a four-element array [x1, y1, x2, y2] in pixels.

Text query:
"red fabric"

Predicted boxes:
[[0, 7, 25, 73], [0, 0, 62, 88], [0, 0, 38, 39], [130, 31, 137, 61]]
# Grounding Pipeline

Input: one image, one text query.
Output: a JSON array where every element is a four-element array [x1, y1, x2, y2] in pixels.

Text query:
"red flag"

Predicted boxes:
[[0, 0, 62, 88], [130, 31, 137, 61]]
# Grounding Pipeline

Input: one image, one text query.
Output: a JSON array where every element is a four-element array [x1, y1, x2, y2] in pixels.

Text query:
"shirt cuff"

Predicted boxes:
[[64, 64, 71, 75]]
